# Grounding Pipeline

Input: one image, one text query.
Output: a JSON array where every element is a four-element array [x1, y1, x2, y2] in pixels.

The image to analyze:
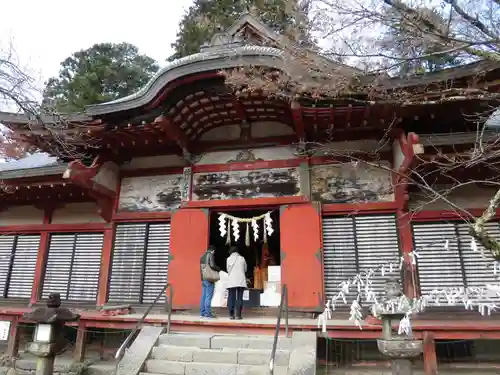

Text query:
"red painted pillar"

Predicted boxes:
[[169, 208, 209, 309], [280, 202, 324, 311], [6, 316, 20, 358], [397, 211, 418, 298], [97, 225, 115, 306], [423, 332, 438, 375], [30, 207, 53, 305]]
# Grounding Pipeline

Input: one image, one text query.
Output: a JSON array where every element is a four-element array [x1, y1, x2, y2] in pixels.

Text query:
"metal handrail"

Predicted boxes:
[[115, 282, 173, 363], [269, 284, 289, 375]]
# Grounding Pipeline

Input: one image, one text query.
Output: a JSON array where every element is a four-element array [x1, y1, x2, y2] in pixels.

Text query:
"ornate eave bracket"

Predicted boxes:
[[395, 132, 424, 210], [62, 155, 119, 222]]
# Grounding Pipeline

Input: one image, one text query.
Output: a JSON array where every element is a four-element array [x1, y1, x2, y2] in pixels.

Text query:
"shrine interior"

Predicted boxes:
[[209, 209, 281, 307]]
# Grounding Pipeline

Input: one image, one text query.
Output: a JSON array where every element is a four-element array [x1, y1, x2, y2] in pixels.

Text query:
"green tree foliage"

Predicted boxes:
[[169, 0, 312, 61], [379, 7, 463, 75], [42, 43, 159, 113]]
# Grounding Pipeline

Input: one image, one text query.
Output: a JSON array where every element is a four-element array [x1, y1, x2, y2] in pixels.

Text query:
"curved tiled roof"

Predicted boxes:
[[0, 153, 65, 179], [0, 153, 58, 171], [85, 45, 287, 116]]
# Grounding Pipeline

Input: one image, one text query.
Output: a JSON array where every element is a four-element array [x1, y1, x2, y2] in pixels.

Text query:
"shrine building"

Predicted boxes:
[[0, 13, 500, 363]]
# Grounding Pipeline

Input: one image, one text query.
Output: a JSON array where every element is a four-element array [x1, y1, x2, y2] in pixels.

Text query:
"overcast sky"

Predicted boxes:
[[1, 0, 194, 89]]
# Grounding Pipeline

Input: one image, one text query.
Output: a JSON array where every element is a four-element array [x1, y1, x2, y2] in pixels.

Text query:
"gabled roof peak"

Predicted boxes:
[[201, 12, 287, 52]]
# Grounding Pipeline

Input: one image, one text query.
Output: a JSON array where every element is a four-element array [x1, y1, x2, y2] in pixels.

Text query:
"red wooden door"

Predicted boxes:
[[169, 208, 209, 309], [280, 203, 324, 311]]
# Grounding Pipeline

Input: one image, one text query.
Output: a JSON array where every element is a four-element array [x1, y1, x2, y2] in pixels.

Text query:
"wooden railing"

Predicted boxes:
[[269, 284, 289, 375]]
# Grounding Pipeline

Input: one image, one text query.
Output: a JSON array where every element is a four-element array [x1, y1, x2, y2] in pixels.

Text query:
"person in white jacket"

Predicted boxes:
[[226, 246, 247, 320]]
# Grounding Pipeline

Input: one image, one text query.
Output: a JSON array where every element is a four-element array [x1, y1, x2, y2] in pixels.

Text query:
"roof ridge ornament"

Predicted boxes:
[[201, 12, 277, 53]]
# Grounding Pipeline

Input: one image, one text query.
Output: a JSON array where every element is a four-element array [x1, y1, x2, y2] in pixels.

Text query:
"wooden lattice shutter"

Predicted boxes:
[[42, 233, 103, 301], [108, 222, 171, 304], [142, 223, 171, 304], [68, 233, 104, 301], [0, 236, 14, 296], [322, 215, 400, 304], [412, 222, 465, 297], [7, 235, 41, 298], [108, 224, 146, 303]]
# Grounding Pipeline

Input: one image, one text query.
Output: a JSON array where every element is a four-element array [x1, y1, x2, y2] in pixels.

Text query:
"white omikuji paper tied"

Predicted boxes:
[[317, 238, 500, 335]]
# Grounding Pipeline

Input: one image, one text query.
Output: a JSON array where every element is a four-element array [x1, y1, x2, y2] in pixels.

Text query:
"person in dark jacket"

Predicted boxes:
[[199, 245, 220, 318]]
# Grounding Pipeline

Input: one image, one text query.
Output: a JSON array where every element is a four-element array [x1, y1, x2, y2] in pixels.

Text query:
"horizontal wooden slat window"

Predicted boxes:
[[412, 221, 500, 304], [322, 214, 400, 305], [42, 232, 104, 302], [108, 222, 170, 304], [0, 234, 40, 299]]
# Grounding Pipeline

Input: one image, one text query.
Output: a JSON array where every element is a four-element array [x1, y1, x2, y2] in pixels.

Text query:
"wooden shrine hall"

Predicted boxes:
[[0, 12, 499, 368]]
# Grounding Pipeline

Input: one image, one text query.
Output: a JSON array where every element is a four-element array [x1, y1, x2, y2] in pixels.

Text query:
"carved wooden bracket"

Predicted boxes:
[[290, 101, 306, 141], [154, 114, 191, 153], [62, 155, 119, 222], [399, 132, 421, 175], [396, 132, 422, 210]]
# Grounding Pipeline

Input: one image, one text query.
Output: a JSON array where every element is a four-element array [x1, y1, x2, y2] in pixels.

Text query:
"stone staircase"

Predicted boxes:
[[137, 331, 317, 375]]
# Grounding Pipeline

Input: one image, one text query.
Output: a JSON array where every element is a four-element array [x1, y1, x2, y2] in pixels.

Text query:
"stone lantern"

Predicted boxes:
[[374, 277, 423, 375], [23, 293, 80, 375]]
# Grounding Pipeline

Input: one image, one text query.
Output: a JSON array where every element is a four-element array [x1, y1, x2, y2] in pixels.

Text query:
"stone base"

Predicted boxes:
[[391, 358, 413, 375], [377, 339, 423, 359]]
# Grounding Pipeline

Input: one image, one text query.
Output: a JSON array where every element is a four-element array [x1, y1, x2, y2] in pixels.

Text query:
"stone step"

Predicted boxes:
[[142, 361, 288, 375], [117, 325, 165, 375], [151, 345, 290, 365], [158, 332, 293, 350]]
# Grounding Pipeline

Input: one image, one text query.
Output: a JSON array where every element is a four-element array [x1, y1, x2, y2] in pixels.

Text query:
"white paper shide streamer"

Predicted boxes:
[[217, 211, 274, 246], [316, 238, 500, 335], [264, 212, 274, 236], [251, 219, 259, 241], [218, 214, 227, 237], [232, 219, 240, 242]]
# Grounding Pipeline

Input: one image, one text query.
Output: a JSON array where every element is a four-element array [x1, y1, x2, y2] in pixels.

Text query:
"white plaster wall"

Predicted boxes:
[[120, 155, 185, 170], [409, 184, 498, 211], [0, 206, 44, 226], [313, 139, 391, 155], [419, 131, 499, 146], [251, 121, 294, 138], [199, 124, 240, 141], [392, 139, 405, 171], [195, 146, 298, 165], [198, 121, 294, 142], [92, 161, 119, 193], [51, 202, 105, 224]]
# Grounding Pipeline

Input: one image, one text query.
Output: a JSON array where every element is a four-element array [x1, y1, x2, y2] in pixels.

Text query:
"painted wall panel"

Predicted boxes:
[[192, 167, 300, 201], [118, 174, 184, 212], [310, 162, 394, 204], [51, 202, 104, 224]]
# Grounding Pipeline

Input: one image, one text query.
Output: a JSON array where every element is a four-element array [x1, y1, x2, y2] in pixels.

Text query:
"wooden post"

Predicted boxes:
[[31, 232, 50, 305], [73, 321, 87, 363], [30, 207, 53, 305], [6, 317, 20, 358], [97, 226, 115, 306], [397, 211, 418, 298], [423, 331, 438, 375]]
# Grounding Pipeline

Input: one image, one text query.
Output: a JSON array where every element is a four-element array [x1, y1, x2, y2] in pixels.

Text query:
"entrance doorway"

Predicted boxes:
[[209, 209, 281, 308]]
